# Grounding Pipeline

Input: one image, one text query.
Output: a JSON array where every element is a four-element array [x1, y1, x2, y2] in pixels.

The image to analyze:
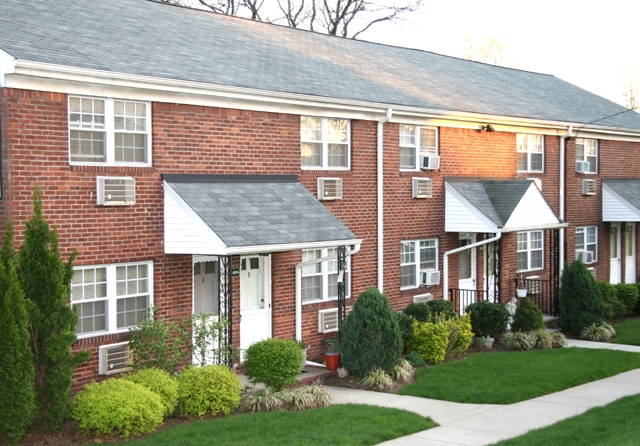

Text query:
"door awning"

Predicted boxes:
[[445, 178, 566, 233], [602, 179, 640, 222], [163, 174, 359, 255]]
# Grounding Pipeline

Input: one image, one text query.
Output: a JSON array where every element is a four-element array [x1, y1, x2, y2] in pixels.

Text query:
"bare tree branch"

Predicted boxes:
[[463, 35, 508, 67]]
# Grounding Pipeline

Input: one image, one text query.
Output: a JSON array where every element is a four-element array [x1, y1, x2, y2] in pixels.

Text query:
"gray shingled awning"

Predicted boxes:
[[163, 174, 359, 255], [445, 178, 566, 233], [602, 179, 640, 222]]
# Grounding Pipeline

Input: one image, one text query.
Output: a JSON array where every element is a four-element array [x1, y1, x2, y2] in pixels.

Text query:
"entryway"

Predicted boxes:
[[610, 223, 621, 284], [239, 255, 272, 358], [193, 257, 219, 365], [625, 223, 636, 284]]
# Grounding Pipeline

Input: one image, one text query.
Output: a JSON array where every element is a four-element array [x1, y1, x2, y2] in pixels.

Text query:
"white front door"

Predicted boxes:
[[610, 223, 621, 284], [625, 223, 636, 284], [240, 255, 271, 358], [193, 258, 219, 366], [459, 234, 476, 290]]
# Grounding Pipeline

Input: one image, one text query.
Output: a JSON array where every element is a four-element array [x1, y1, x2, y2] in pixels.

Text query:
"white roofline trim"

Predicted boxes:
[[226, 239, 362, 255], [499, 222, 568, 233], [0, 49, 16, 88]]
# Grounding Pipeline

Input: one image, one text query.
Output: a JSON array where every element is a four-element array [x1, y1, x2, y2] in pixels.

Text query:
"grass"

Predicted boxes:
[[491, 393, 640, 445], [611, 317, 640, 346], [122, 404, 436, 445], [396, 348, 640, 404]]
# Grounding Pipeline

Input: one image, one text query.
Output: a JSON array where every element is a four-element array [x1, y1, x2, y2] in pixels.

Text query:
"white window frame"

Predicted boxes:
[[576, 226, 598, 263], [400, 239, 438, 289], [301, 116, 350, 170], [68, 96, 152, 167], [575, 138, 598, 174], [301, 248, 351, 303], [399, 125, 438, 170], [516, 134, 544, 173], [516, 230, 544, 272], [71, 261, 153, 338]]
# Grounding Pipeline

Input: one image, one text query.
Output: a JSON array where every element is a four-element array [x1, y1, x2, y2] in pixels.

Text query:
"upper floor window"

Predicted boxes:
[[400, 238, 438, 289], [301, 248, 350, 303], [517, 230, 543, 271], [576, 226, 597, 263], [399, 125, 438, 170], [575, 138, 597, 174], [71, 261, 153, 337], [301, 116, 350, 169], [516, 134, 544, 172], [69, 97, 151, 166]]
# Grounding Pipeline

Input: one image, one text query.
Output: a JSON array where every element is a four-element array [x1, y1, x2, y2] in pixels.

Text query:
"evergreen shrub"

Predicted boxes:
[[177, 365, 242, 417], [403, 299, 456, 322], [465, 301, 509, 338], [614, 283, 639, 315], [340, 288, 403, 378], [598, 281, 626, 321], [510, 297, 545, 332], [244, 338, 303, 391], [558, 260, 605, 333], [403, 351, 425, 367], [121, 368, 178, 417]]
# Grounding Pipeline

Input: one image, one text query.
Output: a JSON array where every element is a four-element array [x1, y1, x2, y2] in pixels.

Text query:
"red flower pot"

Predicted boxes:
[[324, 352, 341, 371]]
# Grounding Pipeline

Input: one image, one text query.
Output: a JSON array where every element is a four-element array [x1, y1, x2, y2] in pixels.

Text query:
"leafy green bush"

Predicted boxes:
[[72, 379, 164, 438], [403, 351, 425, 367], [598, 281, 627, 321], [635, 283, 640, 313], [465, 301, 509, 338], [177, 365, 242, 418], [511, 297, 545, 332], [341, 288, 403, 378], [443, 314, 473, 358], [403, 299, 456, 323], [121, 368, 178, 418], [407, 321, 449, 364], [559, 260, 605, 334], [614, 283, 639, 315], [244, 338, 304, 391], [397, 312, 416, 346]]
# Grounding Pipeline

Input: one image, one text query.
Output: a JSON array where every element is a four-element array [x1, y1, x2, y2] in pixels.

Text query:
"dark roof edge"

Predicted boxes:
[[162, 174, 299, 183]]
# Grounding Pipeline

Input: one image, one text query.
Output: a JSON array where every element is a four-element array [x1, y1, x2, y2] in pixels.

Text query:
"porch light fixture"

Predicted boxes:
[[476, 124, 495, 133]]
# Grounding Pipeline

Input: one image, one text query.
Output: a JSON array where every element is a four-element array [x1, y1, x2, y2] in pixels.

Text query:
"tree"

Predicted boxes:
[[618, 64, 639, 110], [558, 260, 605, 334], [463, 35, 508, 67], [17, 186, 90, 431]]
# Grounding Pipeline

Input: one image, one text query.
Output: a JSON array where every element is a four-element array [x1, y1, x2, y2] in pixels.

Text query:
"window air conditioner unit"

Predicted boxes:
[[96, 177, 135, 206], [587, 267, 596, 279], [412, 178, 433, 198], [98, 342, 133, 375], [525, 276, 541, 294], [317, 178, 343, 200], [582, 179, 596, 195], [318, 308, 339, 333], [575, 249, 594, 264], [413, 293, 434, 303], [420, 270, 441, 286], [575, 161, 590, 174], [420, 155, 440, 170]]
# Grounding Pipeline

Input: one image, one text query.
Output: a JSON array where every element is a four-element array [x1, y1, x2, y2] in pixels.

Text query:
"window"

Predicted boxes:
[[400, 239, 438, 288], [399, 125, 438, 170], [69, 97, 151, 166], [71, 261, 153, 336], [301, 248, 350, 302], [575, 138, 597, 173], [517, 231, 543, 271], [301, 116, 349, 169], [516, 134, 544, 172], [576, 226, 598, 263]]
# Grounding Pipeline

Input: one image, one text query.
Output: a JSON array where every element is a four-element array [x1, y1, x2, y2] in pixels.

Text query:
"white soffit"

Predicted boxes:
[[445, 183, 498, 233], [602, 183, 640, 222], [503, 184, 564, 231]]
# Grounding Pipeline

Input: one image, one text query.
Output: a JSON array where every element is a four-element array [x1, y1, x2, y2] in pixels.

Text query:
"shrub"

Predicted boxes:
[[72, 379, 164, 439], [121, 368, 178, 418], [443, 314, 473, 358], [239, 387, 284, 412], [391, 359, 414, 382], [531, 329, 553, 349], [511, 297, 545, 332], [403, 351, 425, 367], [407, 320, 449, 364], [614, 283, 639, 315], [244, 338, 303, 391], [403, 299, 456, 323], [635, 283, 640, 313], [465, 301, 509, 338], [581, 323, 616, 342], [363, 367, 394, 390], [501, 331, 535, 351], [177, 365, 242, 418], [397, 312, 416, 346], [558, 260, 605, 334], [240, 385, 332, 412], [598, 281, 627, 322], [551, 332, 568, 348], [340, 288, 403, 378]]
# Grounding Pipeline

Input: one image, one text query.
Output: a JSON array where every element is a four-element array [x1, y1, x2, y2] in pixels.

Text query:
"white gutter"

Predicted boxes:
[[442, 232, 502, 300], [377, 108, 393, 292], [559, 126, 574, 280], [295, 242, 361, 342]]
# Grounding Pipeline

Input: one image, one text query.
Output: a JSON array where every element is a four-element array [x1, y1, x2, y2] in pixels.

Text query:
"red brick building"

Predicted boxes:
[[2, 0, 640, 390]]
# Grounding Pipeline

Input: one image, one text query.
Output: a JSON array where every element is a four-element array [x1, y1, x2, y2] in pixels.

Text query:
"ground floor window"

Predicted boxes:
[[400, 238, 438, 288], [576, 226, 598, 263], [517, 230, 543, 271], [301, 248, 349, 303]]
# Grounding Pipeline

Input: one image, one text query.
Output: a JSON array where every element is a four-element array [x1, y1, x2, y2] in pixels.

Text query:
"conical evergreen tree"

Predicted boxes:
[[558, 260, 605, 333]]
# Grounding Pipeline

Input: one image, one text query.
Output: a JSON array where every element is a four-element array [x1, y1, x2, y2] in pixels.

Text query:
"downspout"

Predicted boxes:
[[377, 108, 393, 292], [442, 232, 502, 300], [559, 126, 573, 280]]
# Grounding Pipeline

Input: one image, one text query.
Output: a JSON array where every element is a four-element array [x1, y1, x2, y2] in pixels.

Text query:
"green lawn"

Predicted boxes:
[[122, 404, 436, 445], [491, 393, 640, 445], [611, 317, 640, 346], [396, 348, 640, 404]]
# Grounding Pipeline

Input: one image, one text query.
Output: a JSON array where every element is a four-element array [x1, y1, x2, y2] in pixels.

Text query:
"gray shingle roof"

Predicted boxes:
[[603, 179, 640, 210], [163, 174, 356, 248], [2, 0, 640, 130]]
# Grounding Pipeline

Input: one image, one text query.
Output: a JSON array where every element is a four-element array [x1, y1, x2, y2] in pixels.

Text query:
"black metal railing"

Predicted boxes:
[[448, 288, 493, 315], [513, 278, 558, 317]]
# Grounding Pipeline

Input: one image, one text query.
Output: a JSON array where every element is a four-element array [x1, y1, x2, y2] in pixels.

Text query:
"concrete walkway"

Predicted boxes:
[[327, 340, 640, 446]]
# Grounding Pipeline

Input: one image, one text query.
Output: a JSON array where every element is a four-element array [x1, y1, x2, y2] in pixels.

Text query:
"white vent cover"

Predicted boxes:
[[420, 270, 441, 286], [412, 178, 433, 198], [582, 179, 596, 195], [575, 161, 590, 174], [97, 177, 135, 206], [575, 250, 594, 264], [420, 155, 440, 170], [587, 267, 596, 279], [413, 293, 434, 303], [317, 178, 343, 200], [318, 308, 339, 333], [98, 342, 132, 375]]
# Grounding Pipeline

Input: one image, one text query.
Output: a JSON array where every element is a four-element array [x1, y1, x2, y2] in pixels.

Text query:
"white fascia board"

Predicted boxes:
[[500, 222, 568, 233], [444, 182, 499, 233], [602, 183, 640, 222], [0, 49, 17, 88], [226, 239, 362, 255]]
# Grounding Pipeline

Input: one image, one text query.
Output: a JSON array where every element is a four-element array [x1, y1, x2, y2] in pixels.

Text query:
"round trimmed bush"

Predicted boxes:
[[614, 283, 639, 315], [403, 351, 425, 367], [341, 288, 403, 378], [72, 379, 164, 438], [403, 299, 456, 323], [121, 368, 178, 417], [598, 281, 626, 321], [465, 300, 509, 338], [511, 297, 545, 332], [559, 260, 604, 333], [244, 339, 304, 391], [178, 365, 242, 418]]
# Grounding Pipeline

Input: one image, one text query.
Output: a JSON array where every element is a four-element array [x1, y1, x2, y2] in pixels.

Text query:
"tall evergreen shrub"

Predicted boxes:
[[558, 260, 605, 334], [340, 288, 403, 378], [510, 297, 545, 332]]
